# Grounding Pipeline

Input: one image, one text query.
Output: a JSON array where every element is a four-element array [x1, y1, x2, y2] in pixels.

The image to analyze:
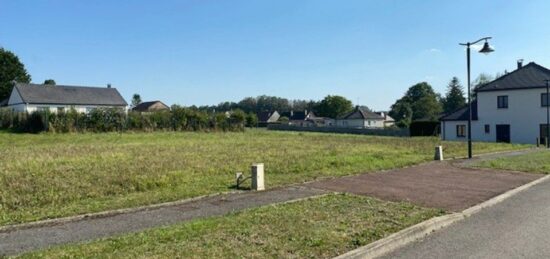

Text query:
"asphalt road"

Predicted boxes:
[[382, 174, 550, 259]]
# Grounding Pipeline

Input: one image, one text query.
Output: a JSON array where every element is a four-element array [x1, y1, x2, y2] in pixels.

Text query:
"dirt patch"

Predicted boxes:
[[307, 161, 541, 212]]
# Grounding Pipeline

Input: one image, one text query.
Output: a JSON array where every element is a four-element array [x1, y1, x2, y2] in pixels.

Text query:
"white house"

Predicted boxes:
[[441, 61, 550, 144], [336, 106, 385, 129], [6, 82, 128, 113]]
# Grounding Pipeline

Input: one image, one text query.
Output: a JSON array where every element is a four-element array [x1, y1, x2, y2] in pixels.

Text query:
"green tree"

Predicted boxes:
[[131, 94, 142, 107], [442, 77, 466, 114], [472, 73, 494, 90], [316, 95, 353, 118], [43, 79, 56, 85], [389, 82, 442, 127], [245, 112, 258, 127], [0, 48, 31, 100]]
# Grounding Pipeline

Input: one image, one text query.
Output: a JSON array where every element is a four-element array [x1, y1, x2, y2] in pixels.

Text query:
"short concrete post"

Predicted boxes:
[[434, 146, 443, 161], [251, 163, 265, 191]]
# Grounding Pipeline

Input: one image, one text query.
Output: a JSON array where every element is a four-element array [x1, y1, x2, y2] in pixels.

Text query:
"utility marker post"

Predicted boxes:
[[251, 163, 265, 191]]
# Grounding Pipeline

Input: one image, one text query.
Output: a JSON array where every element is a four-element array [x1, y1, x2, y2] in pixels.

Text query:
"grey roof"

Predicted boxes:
[[13, 83, 127, 106], [340, 107, 384, 120], [476, 62, 550, 92], [132, 101, 170, 112], [440, 100, 478, 121]]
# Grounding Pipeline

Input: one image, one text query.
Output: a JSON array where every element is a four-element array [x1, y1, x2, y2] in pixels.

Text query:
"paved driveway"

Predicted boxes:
[[308, 161, 541, 211]]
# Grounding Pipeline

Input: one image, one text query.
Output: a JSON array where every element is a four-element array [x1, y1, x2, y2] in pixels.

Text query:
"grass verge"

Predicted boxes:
[[17, 194, 445, 258], [473, 150, 550, 174], [0, 130, 527, 225]]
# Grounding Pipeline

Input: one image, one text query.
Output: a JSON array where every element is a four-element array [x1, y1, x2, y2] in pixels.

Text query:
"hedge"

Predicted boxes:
[[0, 107, 253, 133]]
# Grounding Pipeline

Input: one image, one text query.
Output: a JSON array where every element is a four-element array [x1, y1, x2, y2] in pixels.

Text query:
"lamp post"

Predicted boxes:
[[545, 79, 550, 148], [459, 37, 494, 158]]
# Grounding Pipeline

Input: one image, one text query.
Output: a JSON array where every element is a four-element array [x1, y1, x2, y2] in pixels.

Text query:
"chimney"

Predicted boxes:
[[107, 83, 112, 88], [517, 59, 524, 70]]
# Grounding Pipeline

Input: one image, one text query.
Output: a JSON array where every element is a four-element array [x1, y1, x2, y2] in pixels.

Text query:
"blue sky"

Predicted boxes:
[[1, 0, 550, 110]]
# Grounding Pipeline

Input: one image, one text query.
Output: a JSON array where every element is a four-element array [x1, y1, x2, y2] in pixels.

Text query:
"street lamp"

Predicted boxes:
[[459, 37, 494, 159], [545, 79, 550, 148]]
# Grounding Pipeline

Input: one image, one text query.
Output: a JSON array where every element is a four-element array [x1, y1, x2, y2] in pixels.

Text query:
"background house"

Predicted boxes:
[[336, 106, 385, 128], [375, 111, 395, 127], [441, 61, 550, 144], [257, 111, 280, 127], [281, 110, 316, 127], [6, 82, 127, 113], [132, 101, 170, 112]]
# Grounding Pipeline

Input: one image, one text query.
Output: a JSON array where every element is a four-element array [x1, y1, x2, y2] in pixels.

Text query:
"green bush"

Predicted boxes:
[[0, 107, 245, 133]]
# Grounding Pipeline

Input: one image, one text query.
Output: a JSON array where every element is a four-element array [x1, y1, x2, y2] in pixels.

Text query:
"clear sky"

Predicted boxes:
[[1, 0, 550, 110]]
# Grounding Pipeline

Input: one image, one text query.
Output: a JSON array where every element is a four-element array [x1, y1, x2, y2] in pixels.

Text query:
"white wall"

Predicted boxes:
[[476, 88, 550, 144], [336, 119, 385, 128], [441, 120, 476, 142], [8, 104, 127, 114], [442, 88, 550, 144]]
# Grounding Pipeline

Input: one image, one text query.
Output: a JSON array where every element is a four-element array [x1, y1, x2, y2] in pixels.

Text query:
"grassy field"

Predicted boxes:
[[0, 130, 528, 226], [18, 194, 444, 259], [474, 150, 550, 174]]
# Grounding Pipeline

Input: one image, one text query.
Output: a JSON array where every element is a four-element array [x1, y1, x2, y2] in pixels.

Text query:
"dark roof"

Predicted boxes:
[[340, 107, 384, 120], [476, 62, 550, 92], [257, 111, 279, 122], [132, 101, 170, 112], [0, 98, 7, 107], [440, 100, 478, 121], [280, 110, 315, 120], [13, 83, 127, 106]]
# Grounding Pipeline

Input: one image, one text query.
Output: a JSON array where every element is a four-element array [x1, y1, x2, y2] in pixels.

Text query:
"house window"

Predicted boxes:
[[485, 124, 490, 134], [497, 95, 508, 108], [37, 107, 49, 112], [57, 107, 65, 113], [456, 125, 466, 137], [86, 107, 96, 113], [542, 93, 550, 107]]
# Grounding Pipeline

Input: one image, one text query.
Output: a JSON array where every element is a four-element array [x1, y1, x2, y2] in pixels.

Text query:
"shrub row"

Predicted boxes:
[[0, 107, 257, 133]]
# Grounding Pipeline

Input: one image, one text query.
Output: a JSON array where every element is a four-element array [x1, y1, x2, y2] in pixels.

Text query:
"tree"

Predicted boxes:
[[237, 97, 257, 113], [131, 94, 142, 107], [472, 73, 494, 90], [0, 48, 31, 100], [43, 79, 56, 85], [389, 82, 442, 127], [442, 77, 466, 114], [316, 95, 353, 118], [245, 112, 258, 127]]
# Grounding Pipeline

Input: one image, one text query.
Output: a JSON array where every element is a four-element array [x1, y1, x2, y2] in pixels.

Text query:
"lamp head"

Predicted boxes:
[[479, 41, 494, 54]]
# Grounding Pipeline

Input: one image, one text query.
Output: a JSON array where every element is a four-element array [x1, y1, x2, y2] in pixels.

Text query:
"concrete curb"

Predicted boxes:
[[0, 190, 243, 234], [334, 173, 550, 259]]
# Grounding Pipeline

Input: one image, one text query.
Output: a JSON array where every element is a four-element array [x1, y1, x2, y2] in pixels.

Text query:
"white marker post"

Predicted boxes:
[[434, 146, 444, 161], [251, 163, 265, 191]]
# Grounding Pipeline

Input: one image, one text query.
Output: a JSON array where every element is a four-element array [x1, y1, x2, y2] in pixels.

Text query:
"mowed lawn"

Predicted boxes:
[[19, 194, 444, 259], [474, 150, 550, 174], [0, 130, 527, 225]]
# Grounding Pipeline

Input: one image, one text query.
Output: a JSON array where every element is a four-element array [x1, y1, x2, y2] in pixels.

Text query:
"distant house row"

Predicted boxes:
[[257, 106, 395, 129]]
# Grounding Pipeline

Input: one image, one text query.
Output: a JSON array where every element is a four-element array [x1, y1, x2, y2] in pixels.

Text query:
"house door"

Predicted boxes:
[[496, 124, 510, 143], [540, 124, 549, 145]]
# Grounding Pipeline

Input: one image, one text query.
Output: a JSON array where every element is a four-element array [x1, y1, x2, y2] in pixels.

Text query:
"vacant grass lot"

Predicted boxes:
[[0, 130, 527, 225], [19, 194, 444, 258], [474, 150, 550, 174]]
